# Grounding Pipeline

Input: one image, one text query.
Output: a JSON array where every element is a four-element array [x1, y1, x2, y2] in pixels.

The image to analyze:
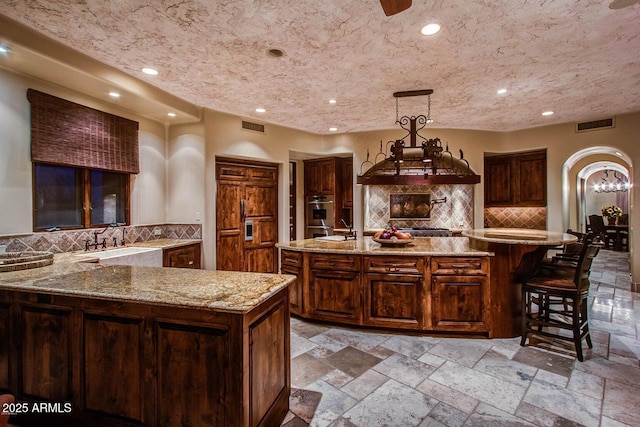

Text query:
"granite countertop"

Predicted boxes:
[[277, 236, 492, 256], [462, 228, 578, 246], [0, 239, 294, 313]]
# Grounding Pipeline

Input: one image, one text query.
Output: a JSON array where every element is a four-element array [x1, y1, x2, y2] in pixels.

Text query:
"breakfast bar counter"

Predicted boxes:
[[462, 228, 578, 338], [0, 248, 294, 427]]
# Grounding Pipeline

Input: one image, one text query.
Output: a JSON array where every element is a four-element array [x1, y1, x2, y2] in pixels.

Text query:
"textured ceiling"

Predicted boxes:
[[1, 0, 639, 134]]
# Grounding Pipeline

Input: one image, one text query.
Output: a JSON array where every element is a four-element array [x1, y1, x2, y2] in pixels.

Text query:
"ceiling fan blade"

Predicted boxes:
[[380, 0, 412, 16]]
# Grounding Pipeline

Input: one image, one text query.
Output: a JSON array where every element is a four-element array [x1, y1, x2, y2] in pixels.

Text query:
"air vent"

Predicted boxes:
[[575, 117, 614, 133], [241, 120, 265, 133]]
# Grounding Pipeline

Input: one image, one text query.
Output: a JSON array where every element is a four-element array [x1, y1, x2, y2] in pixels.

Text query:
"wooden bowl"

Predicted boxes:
[[372, 237, 415, 247]]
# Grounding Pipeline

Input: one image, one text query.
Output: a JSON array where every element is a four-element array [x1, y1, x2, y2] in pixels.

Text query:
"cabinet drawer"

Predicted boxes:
[[281, 250, 302, 268], [431, 257, 488, 276], [364, 256, 423, 274], [309, 254, 360, 271]]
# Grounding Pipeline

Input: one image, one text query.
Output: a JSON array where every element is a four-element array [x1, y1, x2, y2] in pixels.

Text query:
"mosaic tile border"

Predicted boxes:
[[0, 224, 202, 253]]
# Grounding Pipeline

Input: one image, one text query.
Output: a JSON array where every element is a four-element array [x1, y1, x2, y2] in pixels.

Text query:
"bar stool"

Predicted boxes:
[[521, 243, 600, 361]]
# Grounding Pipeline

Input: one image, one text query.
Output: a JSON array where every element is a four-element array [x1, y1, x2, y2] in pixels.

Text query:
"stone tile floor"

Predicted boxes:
[[282, 250, 640, 427]]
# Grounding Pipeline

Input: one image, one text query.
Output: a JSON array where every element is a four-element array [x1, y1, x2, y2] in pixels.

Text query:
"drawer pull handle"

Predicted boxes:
[[189, 261, 194, 265]]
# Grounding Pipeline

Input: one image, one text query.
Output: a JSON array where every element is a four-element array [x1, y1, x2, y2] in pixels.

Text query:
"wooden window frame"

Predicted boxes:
[[32, 163, 131, 231]]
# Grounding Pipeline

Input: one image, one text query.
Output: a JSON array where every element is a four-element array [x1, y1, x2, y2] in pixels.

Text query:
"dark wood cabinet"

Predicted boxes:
[[304, 157, 353, 225], [431, 257, 490, 333], [280, 250, 491, 335], [308, 253, 361, 324], [280, 250, 303, 315], [484, 149, 546, 207], [1, 284, 290, 427], [484, 156, 512, 206], [363, 256, 424, 329], [341, 158, 353, 209], [163, 243, 201, 269], [304, 158, 334, 196], [217, 158, 278, 273]]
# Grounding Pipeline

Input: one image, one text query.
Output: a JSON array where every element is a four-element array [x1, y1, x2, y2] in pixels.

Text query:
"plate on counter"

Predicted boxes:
[[372, 237, 415, 247]]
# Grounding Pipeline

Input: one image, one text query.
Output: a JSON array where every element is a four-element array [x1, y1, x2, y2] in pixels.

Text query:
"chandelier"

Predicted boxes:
[[593, 170, 630, 193]]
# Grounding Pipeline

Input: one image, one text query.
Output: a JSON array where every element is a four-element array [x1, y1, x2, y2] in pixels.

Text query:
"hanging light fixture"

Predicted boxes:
[[593, 169, 630, 193], [356, 90, 480, 185]]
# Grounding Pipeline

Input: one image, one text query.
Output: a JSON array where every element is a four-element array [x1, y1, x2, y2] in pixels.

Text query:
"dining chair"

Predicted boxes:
[[0, 394, 15, 427], [588, 214, 615, 249], [521, 243, 600, 361]]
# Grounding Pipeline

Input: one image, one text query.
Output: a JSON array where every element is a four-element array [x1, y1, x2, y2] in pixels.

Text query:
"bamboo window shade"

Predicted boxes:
[[27, 88, 140, 174]]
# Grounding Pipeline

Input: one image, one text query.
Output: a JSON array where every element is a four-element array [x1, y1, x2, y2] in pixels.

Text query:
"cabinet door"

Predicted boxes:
[[163, 244, 201, 269], [515, 152, 546, 206], [304, 160, 321, 196], [309, 269, 360, 324], [216, 180, 244, 271], [320, 160, 335, 194], [342, 158, 353, 208], [245, 182, 278, 273], [281, 264, 303, 316], [364, 273, 423, 329], [484, 156, 513, 206], [281, 250, 303, 315], [432, 275, 488, 332], [0, 303, 8, 390]]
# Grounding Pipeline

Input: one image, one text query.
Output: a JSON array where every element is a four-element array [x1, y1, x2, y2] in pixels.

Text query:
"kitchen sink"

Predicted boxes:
[[76, 247, 163, 267], [314, 235, 350, 241]]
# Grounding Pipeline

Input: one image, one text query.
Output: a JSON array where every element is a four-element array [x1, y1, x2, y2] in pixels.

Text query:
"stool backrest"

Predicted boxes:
[[574, 244, 600, 293]]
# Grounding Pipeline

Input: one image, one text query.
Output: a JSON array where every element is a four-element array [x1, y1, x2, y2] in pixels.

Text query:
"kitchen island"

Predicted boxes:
[[278, 230, 577, 338], [0, 248, 293, 427], [278, 236, 496, 335]]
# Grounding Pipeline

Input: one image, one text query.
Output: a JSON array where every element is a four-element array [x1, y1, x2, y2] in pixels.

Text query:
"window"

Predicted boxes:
[[33, 163, 129, 231]]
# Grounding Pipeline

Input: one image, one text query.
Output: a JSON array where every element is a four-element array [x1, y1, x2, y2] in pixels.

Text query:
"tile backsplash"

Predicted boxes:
[[0, 224, 202, 253], [364, 184, 474, 230], [484, 207, 547, 229]]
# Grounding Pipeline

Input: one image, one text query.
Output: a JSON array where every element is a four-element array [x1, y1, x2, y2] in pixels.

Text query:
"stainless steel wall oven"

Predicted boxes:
[[305, 195, 334, 238]]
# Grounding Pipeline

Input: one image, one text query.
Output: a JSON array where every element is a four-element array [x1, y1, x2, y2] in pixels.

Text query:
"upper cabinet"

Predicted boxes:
[[304, 157, 353, 224], [484, 149, 547, 207], [304, 158, 335, 196]]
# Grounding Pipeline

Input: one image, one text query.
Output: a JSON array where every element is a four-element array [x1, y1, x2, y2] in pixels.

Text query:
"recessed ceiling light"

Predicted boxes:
[[541, 111, 554, 116], [329, 127, 338, 132], [0, 45, 10, 54], [266, 48, 285, 58], [108, 91, 120, 98], [329, 99, 337, 104], [609, 0, 640, 9], [167, 112, 176, 117], [421, 23, 441, 36], [142, 67, 158, 75], [255, 108, 266, 113], [497, 88, 507, 94]]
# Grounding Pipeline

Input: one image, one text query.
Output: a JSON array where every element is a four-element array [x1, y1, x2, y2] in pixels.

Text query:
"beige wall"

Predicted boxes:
[[200, 109, 322, 269], [1, 66, 638, 281], [0, 67, 169, 234]]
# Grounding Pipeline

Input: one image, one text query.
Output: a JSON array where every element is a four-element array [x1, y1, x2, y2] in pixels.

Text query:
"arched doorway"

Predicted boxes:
[[577, 162, 630, 233]]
